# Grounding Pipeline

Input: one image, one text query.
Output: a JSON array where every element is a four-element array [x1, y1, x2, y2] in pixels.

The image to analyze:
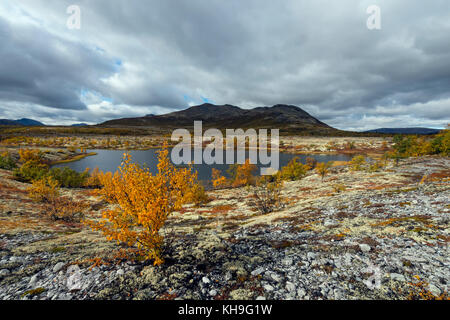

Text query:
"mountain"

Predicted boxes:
[[364, 127, 441, 135], [0, 119, 19, 126], [100, 103, 335, 134], [71, 123, 89, 127], [0, 118, 44, 126]]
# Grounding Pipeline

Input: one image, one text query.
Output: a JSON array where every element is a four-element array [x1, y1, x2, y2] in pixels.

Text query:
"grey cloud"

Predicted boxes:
[[0, 15, 116, 110], [0, 0, 449, 128]]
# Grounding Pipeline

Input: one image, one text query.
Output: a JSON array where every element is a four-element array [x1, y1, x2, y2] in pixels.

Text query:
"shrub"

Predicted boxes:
[[211, 168, 228, 189], [27, 176, 60, 203], [84, 167, 102, 188], [250, 176, 284, 214], [231, 159, 257, 187], [344, 141, 356, 150], [87, 145, 200, 265], [368, 161, 383, 172], [305, 157, 318, 169], [45, 197, 89, 222], [49, 167, 89, 188], [350, 155, 366, 171], [279, 157, 308, 181], [189, 183, 210, 207], [332, 183, 346, 193], [13, 149, 49, 182], [407, 275, 449, 300], [0, 152, 17, 170], [315, 161, 333, 182], [14, 160, 49, 182], [19, 149, 43, 163], [429, 128, 449, 156]]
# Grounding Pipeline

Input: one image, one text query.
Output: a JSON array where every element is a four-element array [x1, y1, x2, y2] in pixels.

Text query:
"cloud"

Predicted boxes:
[[0, 0, 449, 129]]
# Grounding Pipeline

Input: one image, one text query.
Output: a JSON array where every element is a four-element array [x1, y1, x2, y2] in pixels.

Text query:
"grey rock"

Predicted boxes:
[[0, 269, 11, 277], [66, 265, 80, 275], [29, 274, 39, 287], [282, 257, 293, 266], [271, 273, 282, 283], [359, 244, 371, 252], [390, 273, 406, 282], [307, 252, 316, 260], [263, 284, 274, 292], [209, 289, 218, 296], [324, 220, 339, 227], [202, 277, 211, 284], [286, 281, 296, 292], [116, 269, 125, 276], [297, 288, 306, 298], [251, 267, 265, 276], [53, 262, 65, 273], [428, 284, 441, 297]]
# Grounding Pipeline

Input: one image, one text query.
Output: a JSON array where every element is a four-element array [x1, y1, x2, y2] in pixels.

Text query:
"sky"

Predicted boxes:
[[0, 0, 449, 130]]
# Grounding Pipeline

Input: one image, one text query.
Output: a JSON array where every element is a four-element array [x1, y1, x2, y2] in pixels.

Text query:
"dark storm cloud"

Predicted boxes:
[[0, 14, 116, 110], [0, 0, 449, 129]]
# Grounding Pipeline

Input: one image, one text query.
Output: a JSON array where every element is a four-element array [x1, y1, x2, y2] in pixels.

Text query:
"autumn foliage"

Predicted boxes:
[[27, 176, 60, 203], [211, 168, 228, 189], [87, 145, 202, 265], [230, 159, 257, 187], [279, 157, 309, 181], [315, 161, 333, 182]]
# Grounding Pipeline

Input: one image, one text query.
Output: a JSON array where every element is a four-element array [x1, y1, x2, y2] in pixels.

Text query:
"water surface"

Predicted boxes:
[[53, 149, 352, 181]]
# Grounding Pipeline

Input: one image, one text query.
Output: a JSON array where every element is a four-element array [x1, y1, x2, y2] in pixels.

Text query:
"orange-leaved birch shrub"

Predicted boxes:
[[232, 159, 257, 187], [28, 176, 60, 203], [87, 145, 199, 265], [211, 168, 228, 189]]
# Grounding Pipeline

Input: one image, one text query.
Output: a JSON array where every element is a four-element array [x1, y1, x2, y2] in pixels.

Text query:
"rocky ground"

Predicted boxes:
[[0, 155, 448, 300]]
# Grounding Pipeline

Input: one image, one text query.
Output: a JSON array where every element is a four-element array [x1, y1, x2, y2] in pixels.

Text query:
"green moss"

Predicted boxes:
[[50, 247, 66, 253], [387, 187, 418, 194], [51, 152, 97, 165], [21, 287, 46, 298]]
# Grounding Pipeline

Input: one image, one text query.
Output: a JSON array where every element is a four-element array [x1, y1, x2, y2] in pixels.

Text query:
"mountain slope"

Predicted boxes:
[[100, 103, 333, 133], [364, 127, 441, 135], [0, 118, 44, 126]]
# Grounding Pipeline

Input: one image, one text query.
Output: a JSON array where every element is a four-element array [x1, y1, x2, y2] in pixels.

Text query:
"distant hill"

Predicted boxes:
[[100, 103, 338, 134], [71, 123, 89, 127], [0, 118, 44, 126], [364, 127, 441, 135]]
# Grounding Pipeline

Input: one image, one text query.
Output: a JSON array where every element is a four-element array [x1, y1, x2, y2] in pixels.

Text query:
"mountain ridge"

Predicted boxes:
[[0, 118, 44, 126], [100, 103, 334, 134], [363, 127, 441, 135]]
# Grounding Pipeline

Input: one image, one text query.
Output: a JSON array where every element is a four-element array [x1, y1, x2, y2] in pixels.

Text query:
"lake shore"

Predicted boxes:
[[0, 154, 448, 300]]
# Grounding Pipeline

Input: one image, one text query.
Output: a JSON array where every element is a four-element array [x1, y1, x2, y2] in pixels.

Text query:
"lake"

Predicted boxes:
[[53, 149, 353, 181]]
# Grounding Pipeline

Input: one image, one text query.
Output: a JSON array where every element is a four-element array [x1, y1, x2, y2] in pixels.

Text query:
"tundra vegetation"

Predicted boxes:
[[0, 129, 449, 300], [86, 144, 205, 265]]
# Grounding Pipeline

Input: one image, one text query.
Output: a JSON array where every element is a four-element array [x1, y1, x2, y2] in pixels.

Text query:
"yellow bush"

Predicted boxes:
[[315, 161, 333, 182], [83, 167, 102, 188], [332, 183, 346, 193], [87, 145, 200, 265], [407, 275, 449, 300], [279, 157, 308, 181], [19, 149, 42, 163], [45, 197, 90, 222], [251, 176, 284, 214], [212, 168, 228, 189], [28, 176, 60, 203], [350, 155, 366, 171], [189, 183, 210, 207], [232, 159, 257, 187]]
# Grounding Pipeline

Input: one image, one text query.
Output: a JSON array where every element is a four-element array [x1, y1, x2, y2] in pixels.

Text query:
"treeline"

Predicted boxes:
[[391, 127, 449, 158]]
